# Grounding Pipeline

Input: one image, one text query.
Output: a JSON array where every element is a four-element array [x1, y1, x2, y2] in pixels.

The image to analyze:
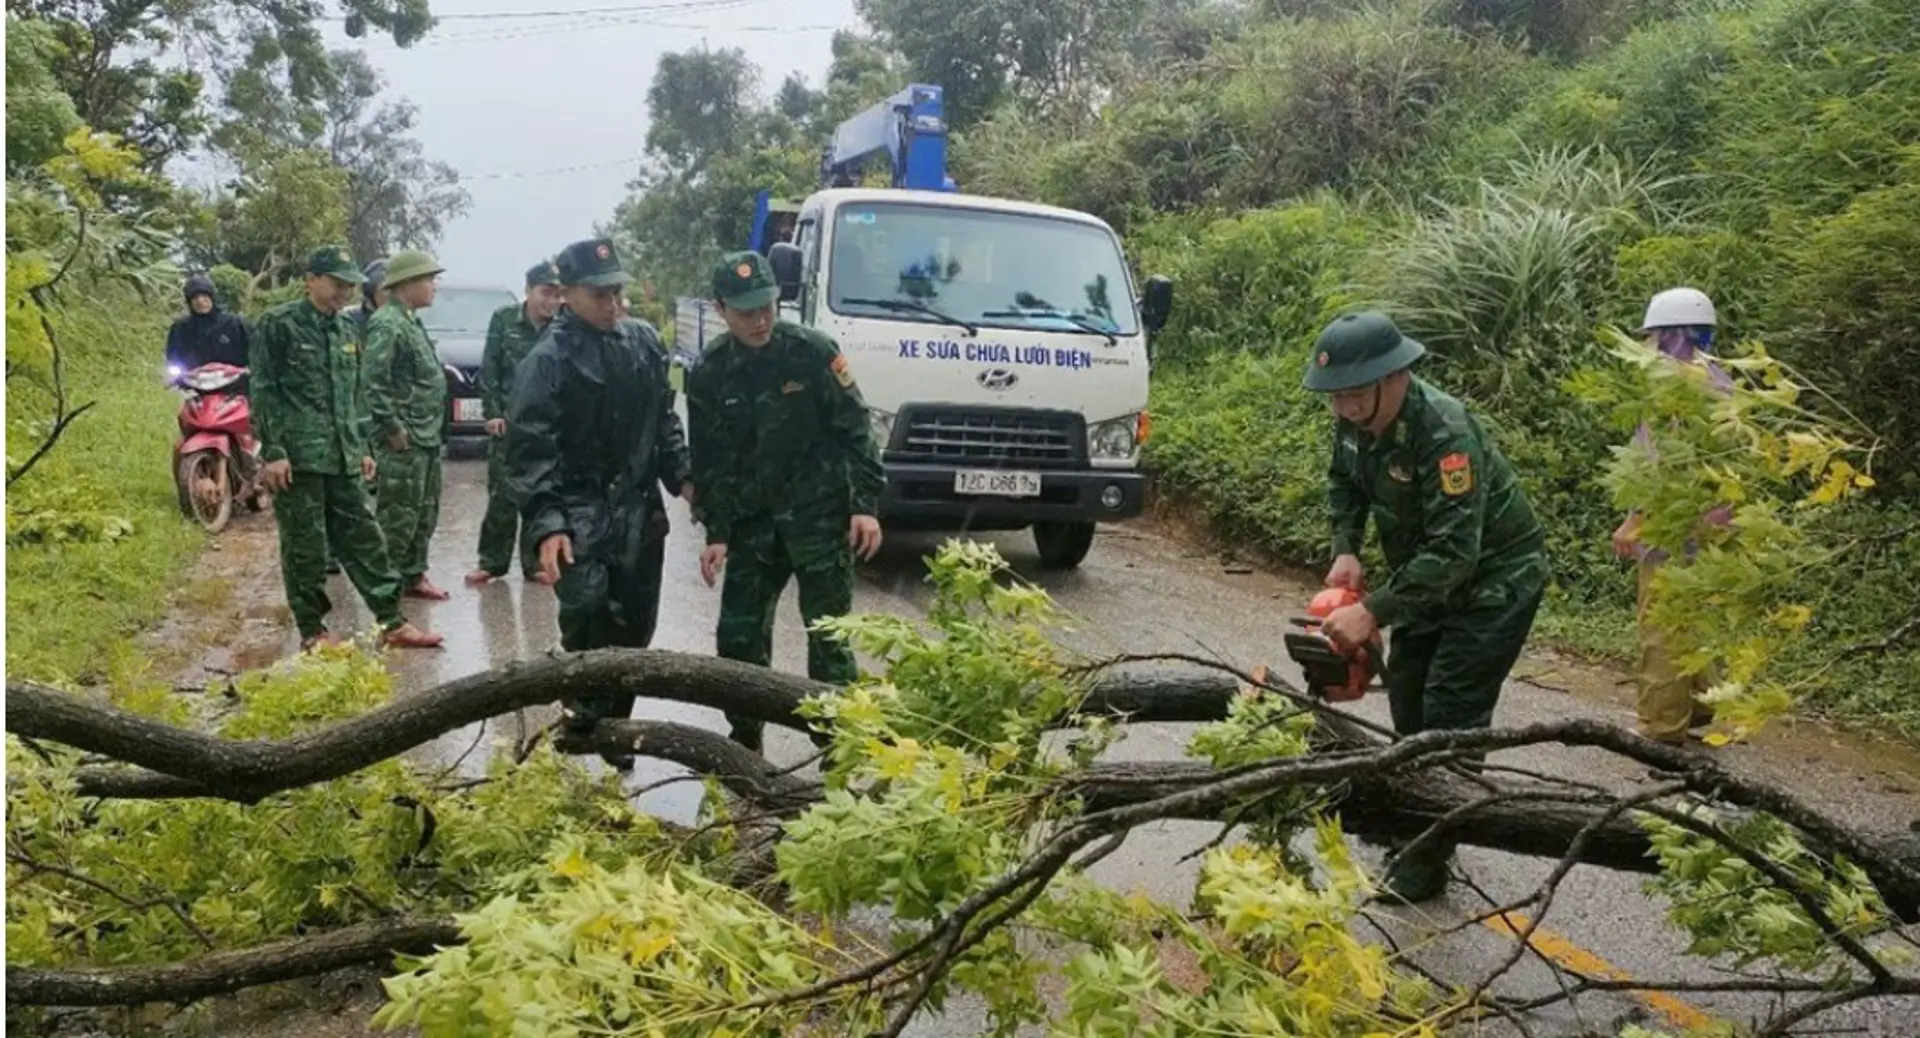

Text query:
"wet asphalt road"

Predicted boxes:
[[307, 456, 1920, 1036]]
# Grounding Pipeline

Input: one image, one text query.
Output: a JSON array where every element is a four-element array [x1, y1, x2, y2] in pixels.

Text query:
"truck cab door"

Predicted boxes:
[[796, 215, 821, 324]]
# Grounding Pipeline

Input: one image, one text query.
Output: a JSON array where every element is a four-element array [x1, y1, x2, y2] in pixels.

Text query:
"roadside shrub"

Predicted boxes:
[[1147, 351, 1331, 566], [1775, 178, 1920, 478], [1214, 7, 1530, 208], [1366, 145, 1685, 392], [1130, 200, 1375, 368]]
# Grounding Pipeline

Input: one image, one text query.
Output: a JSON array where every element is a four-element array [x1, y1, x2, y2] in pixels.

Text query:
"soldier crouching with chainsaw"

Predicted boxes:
[[1302, 311, 1549, 904]]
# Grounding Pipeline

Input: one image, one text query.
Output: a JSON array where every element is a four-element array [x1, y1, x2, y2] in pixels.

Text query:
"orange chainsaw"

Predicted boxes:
[[1282, 588, 1384, 703]]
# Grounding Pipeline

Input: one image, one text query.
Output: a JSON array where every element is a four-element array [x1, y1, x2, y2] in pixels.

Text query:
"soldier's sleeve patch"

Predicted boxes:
[[829, 352, 855, 389], [1438, 451, 1474, 497]]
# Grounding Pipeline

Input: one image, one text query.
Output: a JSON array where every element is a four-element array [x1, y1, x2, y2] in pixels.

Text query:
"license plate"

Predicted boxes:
[[453, 397, 484, 422], [954, 469, 1041, 497]]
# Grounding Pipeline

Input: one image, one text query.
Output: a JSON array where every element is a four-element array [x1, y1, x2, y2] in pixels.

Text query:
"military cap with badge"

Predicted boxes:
[[555, 237, 632, 287], [307, 244, 367, 285], [711, 250, 778, 310]]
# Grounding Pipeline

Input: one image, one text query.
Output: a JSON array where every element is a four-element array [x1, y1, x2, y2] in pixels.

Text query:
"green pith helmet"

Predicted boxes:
[[1301, 311, 1427, 393], [383, 249, 445, 287]]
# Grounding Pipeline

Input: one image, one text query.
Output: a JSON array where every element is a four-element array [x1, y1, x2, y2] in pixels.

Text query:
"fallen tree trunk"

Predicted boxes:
[[557, 716, 1920, 921], [10, 650, 1919, 918], [4, 917, 459, 1008]]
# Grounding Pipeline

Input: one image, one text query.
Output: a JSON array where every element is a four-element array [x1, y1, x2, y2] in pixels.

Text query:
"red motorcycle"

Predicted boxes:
[[171, 362, 264, 533]]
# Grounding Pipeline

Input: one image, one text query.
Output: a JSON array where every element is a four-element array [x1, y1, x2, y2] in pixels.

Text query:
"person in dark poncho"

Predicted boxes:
[[166, 274, 251, 374]]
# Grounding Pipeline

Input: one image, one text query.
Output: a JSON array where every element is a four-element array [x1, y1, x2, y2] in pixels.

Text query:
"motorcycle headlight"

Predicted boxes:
[[1089, 415, 1140, 460], [869, 409, 896, 449]]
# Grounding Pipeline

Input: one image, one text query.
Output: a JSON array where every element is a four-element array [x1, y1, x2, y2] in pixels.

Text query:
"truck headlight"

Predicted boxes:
[[1089, 415, 1140, 460], [869, 409, 896, 449]]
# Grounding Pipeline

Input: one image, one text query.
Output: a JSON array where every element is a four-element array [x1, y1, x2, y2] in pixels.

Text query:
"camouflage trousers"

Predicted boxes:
[[556, 504, 668, 727], [1378, 557, 1546, 900], [476, 438, 538, 578], [374, 445, 442, 582], [716, 516, 857, 750], [273, 471, 404, 639]]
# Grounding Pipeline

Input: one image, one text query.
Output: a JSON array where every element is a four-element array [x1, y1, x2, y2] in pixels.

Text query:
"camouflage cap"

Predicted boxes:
[[525, 259, 562, 288], [554, 237, 631, 288], [712, 250, 777, 310], [307, 244, 366, 285]]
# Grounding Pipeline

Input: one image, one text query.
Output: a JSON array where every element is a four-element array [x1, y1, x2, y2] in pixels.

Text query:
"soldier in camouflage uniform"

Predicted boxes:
[[326, 258, 389, 576], [467, 259, 565, 587], [505, 238, 691, 770], [687, 251, 886, 753], [365, 249, 451, 601], [250, 245, 442, 650], [1303, 311, 1548, 904]]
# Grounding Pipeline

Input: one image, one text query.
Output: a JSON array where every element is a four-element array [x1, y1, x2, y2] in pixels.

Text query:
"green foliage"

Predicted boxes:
[[1641, 805, 1895, 972], [1573, 330, 1877, 737], [6, 129, 205, 683], [4, 20, 84, 173], [8, 0, 435, 172], [375, 543, 1449, 1036], [1128, 200, 1374, 366], [6, 648, 676, 974], [1123, 0, 1920, 730], [1776, 177, 1920, 476]]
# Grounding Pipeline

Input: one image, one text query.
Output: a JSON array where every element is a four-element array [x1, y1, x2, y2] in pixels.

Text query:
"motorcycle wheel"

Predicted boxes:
[[177, 450, 234, 534]]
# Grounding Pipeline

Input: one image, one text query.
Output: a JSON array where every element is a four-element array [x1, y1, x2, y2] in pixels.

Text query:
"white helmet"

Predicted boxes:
[[1639, 287, 1717, 332]]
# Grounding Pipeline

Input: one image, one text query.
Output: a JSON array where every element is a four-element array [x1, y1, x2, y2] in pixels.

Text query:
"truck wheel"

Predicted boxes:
[[1033, 521, 1096, 570]]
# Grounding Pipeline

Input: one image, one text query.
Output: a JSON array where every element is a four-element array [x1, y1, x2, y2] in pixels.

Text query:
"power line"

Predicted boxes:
[[462, 155, 646, 181], [329, 0, 763, 22], [351, 3, 843, 49]]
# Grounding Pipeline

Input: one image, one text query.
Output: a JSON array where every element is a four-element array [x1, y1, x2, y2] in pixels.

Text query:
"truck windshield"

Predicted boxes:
[[826, 202, 1140, 337]]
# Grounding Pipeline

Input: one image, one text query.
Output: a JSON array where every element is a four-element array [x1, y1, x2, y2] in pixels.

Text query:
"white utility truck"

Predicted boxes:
[[679, 83, 1174, 569]]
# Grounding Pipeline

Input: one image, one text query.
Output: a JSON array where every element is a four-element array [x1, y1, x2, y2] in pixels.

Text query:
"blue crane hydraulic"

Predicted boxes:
[[748, 83, 959, 253]]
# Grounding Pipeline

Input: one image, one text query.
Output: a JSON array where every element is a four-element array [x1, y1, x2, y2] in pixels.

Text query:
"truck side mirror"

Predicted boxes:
[[1142, 275, 1174, 334], [768, 242, 804, 303]]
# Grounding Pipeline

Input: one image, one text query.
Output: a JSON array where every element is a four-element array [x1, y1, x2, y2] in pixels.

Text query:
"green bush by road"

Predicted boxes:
[[952, 0, 1920, 734]]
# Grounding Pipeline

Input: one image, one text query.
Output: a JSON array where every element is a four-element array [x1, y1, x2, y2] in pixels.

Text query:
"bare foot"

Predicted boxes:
[[301, 631, 343, 651], [382, 622, 445, 649], [464, 569, 497, 587], [404, 577, 452, 601]]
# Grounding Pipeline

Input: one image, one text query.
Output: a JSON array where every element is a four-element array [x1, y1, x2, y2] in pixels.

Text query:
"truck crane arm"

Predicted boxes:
[[821, 83, 958, 193], [748, 83, 959, 253]]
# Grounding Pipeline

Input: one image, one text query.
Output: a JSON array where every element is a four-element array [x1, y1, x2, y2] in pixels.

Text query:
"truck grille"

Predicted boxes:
[[894, 406, 1084, 466]]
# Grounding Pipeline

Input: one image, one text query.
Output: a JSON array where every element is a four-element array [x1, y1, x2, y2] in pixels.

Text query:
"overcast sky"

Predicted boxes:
[[318, 0, 861, 288]]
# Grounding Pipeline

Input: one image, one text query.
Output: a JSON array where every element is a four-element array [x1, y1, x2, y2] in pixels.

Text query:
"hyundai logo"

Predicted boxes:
[[977, 367, 1018, 391]]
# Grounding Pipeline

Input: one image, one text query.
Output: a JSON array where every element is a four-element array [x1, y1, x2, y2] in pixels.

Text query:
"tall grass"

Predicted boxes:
[[6, 291, 206, 685]]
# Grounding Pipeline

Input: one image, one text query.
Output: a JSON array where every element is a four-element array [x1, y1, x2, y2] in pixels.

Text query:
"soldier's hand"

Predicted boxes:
[[361, 455, 377, 482], [387, 429, 410, 453], [263, 460, 293, 493], [539, 534, 574, 585], [849, 515, 882, 561], [1321, 601, 1379, 655], [1326, 553, 1365, 592], [700, 544, 727, 587], [1611, 513, 1643, 560], [485, 419, 506, 437]]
